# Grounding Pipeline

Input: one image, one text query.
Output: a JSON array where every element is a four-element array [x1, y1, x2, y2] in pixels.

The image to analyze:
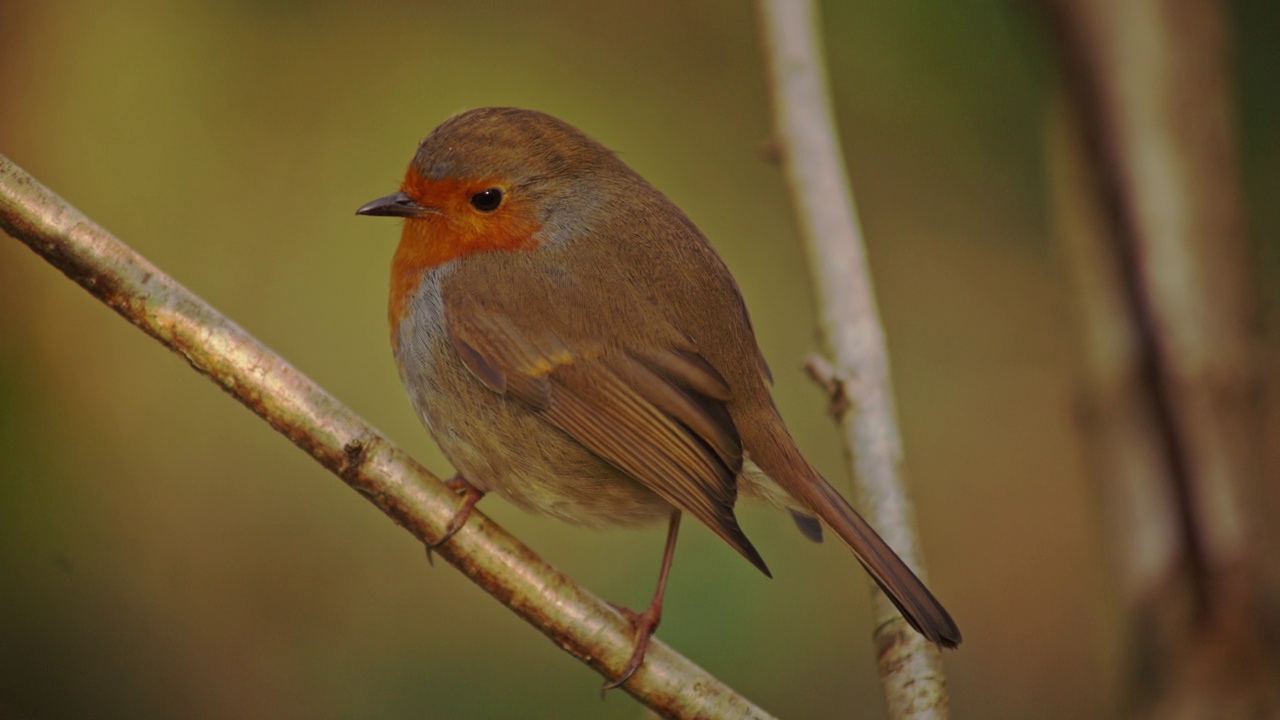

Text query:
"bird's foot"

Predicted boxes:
[[601, 601, 662, 694], [425, 475, 484, 565]]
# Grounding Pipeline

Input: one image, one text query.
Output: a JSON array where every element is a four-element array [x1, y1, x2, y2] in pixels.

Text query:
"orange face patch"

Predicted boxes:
[[388, 171, 542, 332]]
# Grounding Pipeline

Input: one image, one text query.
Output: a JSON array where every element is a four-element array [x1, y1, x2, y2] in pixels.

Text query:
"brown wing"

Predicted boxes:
[[446, 303, 770, 576]]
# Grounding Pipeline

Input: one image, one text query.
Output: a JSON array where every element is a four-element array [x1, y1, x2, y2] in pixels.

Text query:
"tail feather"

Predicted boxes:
[[751, 426, 961, 647], [790, 511, 824, 543], [805, 471, 961, 647]]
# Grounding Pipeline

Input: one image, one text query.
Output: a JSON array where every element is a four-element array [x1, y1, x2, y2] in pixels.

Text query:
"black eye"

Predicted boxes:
[[470, 188, 503, 212]]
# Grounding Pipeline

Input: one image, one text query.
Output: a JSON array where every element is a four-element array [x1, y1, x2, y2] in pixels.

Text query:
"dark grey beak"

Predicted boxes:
[[355, 191, 436, 218]]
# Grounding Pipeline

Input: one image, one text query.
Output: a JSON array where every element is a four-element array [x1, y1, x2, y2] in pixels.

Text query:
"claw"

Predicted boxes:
[[424, 476, 485, 565], [601, 602, 662, 694], [600, 511, 682, 694]]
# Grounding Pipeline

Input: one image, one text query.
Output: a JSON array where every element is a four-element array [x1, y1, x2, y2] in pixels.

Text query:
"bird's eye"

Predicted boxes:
[[470, 188, 503, 212]]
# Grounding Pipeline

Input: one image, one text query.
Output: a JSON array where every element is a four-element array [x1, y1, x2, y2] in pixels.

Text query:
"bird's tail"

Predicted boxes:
[[754, 427, 962, 648]]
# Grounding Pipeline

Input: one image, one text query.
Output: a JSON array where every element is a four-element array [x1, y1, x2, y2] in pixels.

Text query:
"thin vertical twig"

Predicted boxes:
[[756, 2, 952, 718]]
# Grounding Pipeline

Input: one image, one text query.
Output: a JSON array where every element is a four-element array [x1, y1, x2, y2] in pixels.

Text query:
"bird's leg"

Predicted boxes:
[[425, 475, 485, 565], [603, 510, 682, 692]]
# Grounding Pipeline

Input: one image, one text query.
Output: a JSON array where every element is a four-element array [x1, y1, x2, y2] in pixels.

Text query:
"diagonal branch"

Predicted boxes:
[[756, 2, 952, 718], [0, 154, 774, 720]]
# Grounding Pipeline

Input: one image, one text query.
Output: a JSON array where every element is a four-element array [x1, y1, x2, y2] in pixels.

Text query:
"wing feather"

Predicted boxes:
[[446, 304, 769, 576]]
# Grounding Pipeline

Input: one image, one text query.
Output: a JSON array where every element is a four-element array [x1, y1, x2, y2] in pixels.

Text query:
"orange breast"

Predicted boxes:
[[387, 174, 542, 338]]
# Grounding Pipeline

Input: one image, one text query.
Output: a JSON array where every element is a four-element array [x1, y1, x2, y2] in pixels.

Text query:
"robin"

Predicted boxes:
[[357, 107, 959, 689]]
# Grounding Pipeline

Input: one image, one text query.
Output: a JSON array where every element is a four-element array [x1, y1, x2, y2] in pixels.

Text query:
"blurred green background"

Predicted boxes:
[[1, 1, 1276, 718]]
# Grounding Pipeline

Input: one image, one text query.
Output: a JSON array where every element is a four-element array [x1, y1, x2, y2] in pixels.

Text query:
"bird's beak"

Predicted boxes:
[[355, 191, 437, 218]]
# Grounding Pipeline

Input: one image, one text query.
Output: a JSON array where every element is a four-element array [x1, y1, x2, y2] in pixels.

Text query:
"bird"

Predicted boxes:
[[356, 107, 960, 688]]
